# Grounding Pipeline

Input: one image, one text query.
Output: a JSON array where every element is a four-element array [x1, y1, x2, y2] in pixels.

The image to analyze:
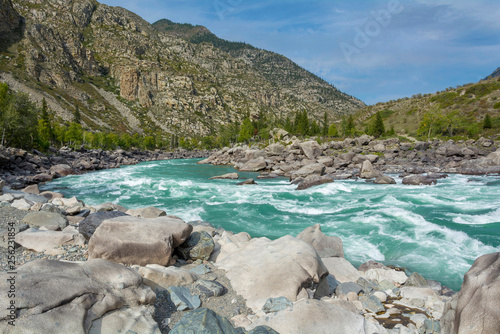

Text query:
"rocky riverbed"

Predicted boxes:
[[0, 177, 499, 334], [200, 133, 500, 190], [0, 145, 212, 189]]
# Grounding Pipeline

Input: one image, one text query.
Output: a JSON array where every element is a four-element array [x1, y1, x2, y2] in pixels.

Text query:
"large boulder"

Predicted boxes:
[[125, 206, 166, 218], [266, 143, 285, 156], [299, 141, 322, 159], [239, 157, 267, 172], [209, 173, 239, 180], [49, 164, 75, 177], [374, 174, 397, 184], [22, 211, 68, 231], [88, 216, 193, 266], [0, 259, 159, 334], [322, 257, 363, 283], [14, 226, 85, 255], [290, 163, 326, 180], [215, 235, 328, 312], [79, 211, 129, 240], [249, 299, 387, 334], [402, 175, 437, 186], [442, 252, 500, 334], [296, 224, 344, 258], [295, 175, 333, 190], [360, 160, 380, 179]]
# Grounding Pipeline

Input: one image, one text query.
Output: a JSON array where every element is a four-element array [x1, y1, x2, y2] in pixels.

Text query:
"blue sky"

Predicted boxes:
[[99, 0, 500, 105]]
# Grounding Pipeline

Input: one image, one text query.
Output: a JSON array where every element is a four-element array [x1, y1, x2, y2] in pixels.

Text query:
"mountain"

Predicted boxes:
[[0, 0, 364, 140], [484, 67, 500, 80], [353, 77, 500, 138]]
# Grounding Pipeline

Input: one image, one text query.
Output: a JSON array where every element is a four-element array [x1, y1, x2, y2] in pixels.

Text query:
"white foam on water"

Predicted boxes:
[[451, 208, 500, 225], [345, 237, 386, 262]]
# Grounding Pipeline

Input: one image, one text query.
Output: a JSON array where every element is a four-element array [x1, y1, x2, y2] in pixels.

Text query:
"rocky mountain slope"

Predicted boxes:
[[484, 67, 500, 80], [0, 0, 364, 139], [352, 77, 500, 138]]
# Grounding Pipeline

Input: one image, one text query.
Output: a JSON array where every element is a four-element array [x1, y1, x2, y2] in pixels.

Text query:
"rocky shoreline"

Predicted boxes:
[[0, 145, 212, 189], [199, 133, 500, 190], [0, 175, 499, 333]]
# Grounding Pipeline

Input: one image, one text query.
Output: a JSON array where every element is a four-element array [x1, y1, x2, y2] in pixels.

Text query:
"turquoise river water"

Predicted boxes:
[[41, 158, 500, 291]]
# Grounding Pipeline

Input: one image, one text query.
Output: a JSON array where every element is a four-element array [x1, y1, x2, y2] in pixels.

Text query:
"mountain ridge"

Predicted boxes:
[[0, 0, 364, 141]]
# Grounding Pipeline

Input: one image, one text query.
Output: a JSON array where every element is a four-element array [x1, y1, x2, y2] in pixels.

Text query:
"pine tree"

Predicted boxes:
[[483, 114, 492, 129], [367, 111, 385, 137], [322, 111, 329, 136], [238, 117, 254, 142], [328, 123, 339, 137], [74, 106, 81, 124]]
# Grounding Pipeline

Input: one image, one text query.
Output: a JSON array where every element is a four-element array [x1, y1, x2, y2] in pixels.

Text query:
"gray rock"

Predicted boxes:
[[167, 286, 201, 311], [402, 175, 437, 186], [248, 326, 280, 334], [237, 178, 257, 185], [406, 272, 428, 287], [239, 157, 267, 172], [374, 174, 397, 184], [359, 294, 385, 313], [326, 275, 340, 295], [11, 198, 33, 210], [190, 264, 212, 276], [0, 259, 158, 334], [356, 277, 376, 293], [193, 280, 226, 298], [360, 160, 380, 179], [22, 211, 68, 231], [88, 216, 192, 266], [23, 193, 48, 204], [442, 252, 500, 334], [299, 141, 322, 159], [79, 211, 129, 240], [169, 308, 240, 334], [178, 231, 215, 261], [210, 173, 239, 180], [295, 175, 333, 190], [335, 282, 364, 297], [424, 319, 441, 333], [262, 297, 293, 314], [291, 163, 326, 180], [126, 206, 166, 218], [296, 224, 344, 258], [266, 143, 285, 156]]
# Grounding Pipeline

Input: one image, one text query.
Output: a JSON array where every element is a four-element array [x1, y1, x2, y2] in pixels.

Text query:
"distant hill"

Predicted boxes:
[[353, 78, 500, 139]]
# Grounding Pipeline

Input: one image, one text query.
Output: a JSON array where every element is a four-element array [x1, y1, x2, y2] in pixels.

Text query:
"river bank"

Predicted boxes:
[[200, 134, 500, 189], [0, 180, 499, 333], [0, 145, 212, 189]]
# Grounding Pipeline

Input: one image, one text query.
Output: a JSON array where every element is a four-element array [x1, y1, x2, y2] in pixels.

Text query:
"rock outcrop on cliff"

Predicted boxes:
[[0, 0, 364, 138]]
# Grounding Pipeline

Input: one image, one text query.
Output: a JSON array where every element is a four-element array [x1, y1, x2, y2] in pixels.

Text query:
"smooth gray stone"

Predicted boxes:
[[190, 264, 212, 276], [359, 294, 385, 314], [262, 297, 293, 314], [167, 286, 201, 311], [193, 280, 226, 298], [169, 308, 241, 334], [335, 282, 364, 297], [178, 231, 215, 261]]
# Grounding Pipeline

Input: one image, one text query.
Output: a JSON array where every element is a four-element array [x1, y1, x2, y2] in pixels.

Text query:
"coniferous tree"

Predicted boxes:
[[322, 111, 329, 136], [483, 114, 492, 129], [74, 106, 81, 125], [238, 117, 254, 142], [367, 111, 385, 137], [328, 123, 339, 137]]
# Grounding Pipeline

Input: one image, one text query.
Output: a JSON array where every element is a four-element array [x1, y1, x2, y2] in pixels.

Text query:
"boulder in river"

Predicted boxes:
[[295, 175, 333, 190], [209, 173, 239, 180]]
